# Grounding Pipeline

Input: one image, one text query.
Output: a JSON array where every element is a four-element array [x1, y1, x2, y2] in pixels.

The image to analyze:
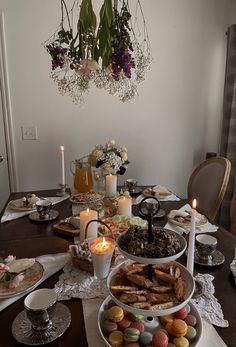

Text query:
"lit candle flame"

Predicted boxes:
[[86, 208, 90, 213], [101, 237, 107, 248], [192, 199, 197, 209], [60, 145, 64, 152]]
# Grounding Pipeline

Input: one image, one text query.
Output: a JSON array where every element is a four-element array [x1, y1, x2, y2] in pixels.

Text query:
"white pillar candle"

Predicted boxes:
[[88, 237, 115, 279], [105, 174, 117, 197], [187, 199, 197, 275], [80, 208, 98, 242], [60, 146, 65, 185], [118, 196, 132, 217]]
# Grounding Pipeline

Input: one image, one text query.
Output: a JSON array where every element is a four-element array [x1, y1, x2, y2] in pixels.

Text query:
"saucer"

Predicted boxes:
[[194, 249, 225, 266], [139, 208, 166, 219], [12, 302, 71, 345], [29, 210, 59, 222]]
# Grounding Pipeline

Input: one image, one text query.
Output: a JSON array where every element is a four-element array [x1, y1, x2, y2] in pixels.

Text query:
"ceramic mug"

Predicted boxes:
[[24, 288, 57, 331], [124, 179, 138, 193], [36, 199, 52, 219], [195, 234, 217, 259]]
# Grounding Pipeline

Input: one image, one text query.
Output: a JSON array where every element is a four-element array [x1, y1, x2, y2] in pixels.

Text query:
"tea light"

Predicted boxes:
[[80, 208, 98, 242], [105, 174, 117, 197], [60, 146, 65, 185], [118, 196, 132, 217], [187, 199, 197, 275], [88, 237, 115, 279]]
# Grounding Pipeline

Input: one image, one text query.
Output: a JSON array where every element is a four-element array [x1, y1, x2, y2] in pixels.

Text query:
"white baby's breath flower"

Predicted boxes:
[[120, 151, 128, 161], [120, 145, 127, 153]]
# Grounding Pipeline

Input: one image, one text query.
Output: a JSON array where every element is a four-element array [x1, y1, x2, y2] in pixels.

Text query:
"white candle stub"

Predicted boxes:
[[89, 237, 115, 279], [60, 145, 65, 185], [118, 196, 132, 217], [186, 199, 197, 275], [105, 174, 117, 197], [79, 208, 98, 242]]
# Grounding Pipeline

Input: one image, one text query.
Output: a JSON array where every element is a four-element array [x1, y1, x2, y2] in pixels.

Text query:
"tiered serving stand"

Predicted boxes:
[[98, 197, 202, 346]]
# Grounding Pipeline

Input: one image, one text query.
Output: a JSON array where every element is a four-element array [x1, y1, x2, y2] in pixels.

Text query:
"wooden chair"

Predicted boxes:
[[230, 192, 236, 235], [187, 157, 231, 220]]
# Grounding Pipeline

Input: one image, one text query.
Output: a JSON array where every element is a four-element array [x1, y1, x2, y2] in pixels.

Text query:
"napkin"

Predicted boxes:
[[1, 194, 70, 223], [82, 298, 228, 347], [0, 252, 70, 312], [230, 246, 236, 285], [134, 189, 180, 204], [165, 204, 218, 234]]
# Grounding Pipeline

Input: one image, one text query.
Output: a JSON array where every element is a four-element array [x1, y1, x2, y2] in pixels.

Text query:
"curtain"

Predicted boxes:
[[219, 24, 236, 231]]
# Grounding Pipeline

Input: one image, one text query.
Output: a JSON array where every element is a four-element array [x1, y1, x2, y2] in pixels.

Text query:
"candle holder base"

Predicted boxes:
[[56, 184, 67, 197]]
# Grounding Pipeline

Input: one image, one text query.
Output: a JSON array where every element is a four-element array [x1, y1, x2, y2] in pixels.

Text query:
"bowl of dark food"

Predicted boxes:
[[107, 260, 195, 317], [117, 226, 187, 264]]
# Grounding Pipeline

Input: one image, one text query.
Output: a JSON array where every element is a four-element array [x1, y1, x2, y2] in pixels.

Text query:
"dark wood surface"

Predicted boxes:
[[0, 190, 236, 347]]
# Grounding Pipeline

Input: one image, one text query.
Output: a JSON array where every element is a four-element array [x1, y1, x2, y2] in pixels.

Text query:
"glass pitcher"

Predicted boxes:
[[70, 160, 93, 193]]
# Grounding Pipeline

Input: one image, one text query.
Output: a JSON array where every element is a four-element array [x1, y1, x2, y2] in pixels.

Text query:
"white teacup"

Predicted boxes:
[[195, 234, 217, 260], [36, 199, 52, 219], [24, 288, 57, 331]]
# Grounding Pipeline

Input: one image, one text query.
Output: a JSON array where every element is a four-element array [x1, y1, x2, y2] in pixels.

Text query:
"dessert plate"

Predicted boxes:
[[98, 296, 202, 347], [12, 303, 71, 345], [142, 186, 172, 198], [70, 191, 104, 204], [168, 211, 207, 229], [29, 210, 59, 222], [0, 261, 44, 299], [194, 250, 225, 266], [8, 199, 36, 212], [107, 260, 195, 317]]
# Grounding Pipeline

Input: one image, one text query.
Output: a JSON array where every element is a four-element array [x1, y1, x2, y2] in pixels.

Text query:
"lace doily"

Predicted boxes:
[[191, 273, 229, 327]]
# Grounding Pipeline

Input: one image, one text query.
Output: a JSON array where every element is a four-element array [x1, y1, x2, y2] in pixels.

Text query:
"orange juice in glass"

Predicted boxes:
[[73, 161, 93, 193]]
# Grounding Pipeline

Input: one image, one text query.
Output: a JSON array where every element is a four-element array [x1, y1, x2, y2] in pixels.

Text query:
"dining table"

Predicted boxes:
[[0, 189, 235, 347]]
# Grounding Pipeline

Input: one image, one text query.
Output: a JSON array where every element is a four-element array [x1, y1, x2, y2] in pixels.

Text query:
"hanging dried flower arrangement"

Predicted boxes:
[[43, 0, 151, 104]]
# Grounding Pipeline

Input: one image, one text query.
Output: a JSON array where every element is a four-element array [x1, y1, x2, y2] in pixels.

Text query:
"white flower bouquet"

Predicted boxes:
[[89, 140, 129, 175]]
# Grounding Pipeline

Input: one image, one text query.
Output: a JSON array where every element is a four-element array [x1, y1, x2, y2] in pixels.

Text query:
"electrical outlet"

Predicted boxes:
[[21, 126, 38, 140]]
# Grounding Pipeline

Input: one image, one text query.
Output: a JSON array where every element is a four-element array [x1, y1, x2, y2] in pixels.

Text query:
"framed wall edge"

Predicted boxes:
[[0, 11, 18, 192]]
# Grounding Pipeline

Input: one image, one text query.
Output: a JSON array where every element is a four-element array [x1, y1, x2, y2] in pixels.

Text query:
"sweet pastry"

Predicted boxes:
[[160, 315, 174, 326], [130, 321, 145, 333], [184, 314, 197, 327], [173, 307, 188, 320], [108, 306, 125, 322], [108, 330, 124, 346], [170, 319, 188, 337], [173, 336, 189, 347], [103, 320, 118, 334], [139, 331, 153, 345], [117, 317, 132, 330], [185, 326, 197, 341], [124, 343, 141, 347], [152, 331, 169, 347], [8, 258, 35, 273], [123, 327, 140, 342]]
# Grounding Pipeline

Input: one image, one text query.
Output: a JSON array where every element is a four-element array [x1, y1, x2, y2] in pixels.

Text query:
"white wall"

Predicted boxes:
[[1, 0, 235, 197]]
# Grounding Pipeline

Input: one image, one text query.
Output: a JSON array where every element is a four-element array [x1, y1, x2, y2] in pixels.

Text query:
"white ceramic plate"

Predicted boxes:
[[107, 260, 195, 317], [142, 187, 172, 198], [98, 295, 202, 347], [8, 199, 36, 212], [0, 261, 44, 299], [70, 192, 105, 204], [116, 229, 187, 264], [168, 212, 207, 229]]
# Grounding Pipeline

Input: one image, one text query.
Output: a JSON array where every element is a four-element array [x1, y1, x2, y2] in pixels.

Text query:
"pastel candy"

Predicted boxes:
[[173, 336, 190, 347], [160, 315, 173, 326], [184, 314, 197, 327], [128, 313, 145, 322], [171, 319, 188, 337], [185, 326, 197, 341], [173, 307, 188, 320], [152, 331, 169, 347], [108, 306, 124, 322], [118, 317, 132, 330], [124, 343, 141, 347], [130, 321, 145, 333], [140, 331, 153, 345], [108, 330, 124, 347], [103, 320, 118, 334], [124, 327, 140, 342]]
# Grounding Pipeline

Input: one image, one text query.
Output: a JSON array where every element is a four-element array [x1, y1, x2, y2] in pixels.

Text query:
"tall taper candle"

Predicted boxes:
[[60, 146, 65, 185], [105, 174, 117, 197], [187, 199, 197, 275]]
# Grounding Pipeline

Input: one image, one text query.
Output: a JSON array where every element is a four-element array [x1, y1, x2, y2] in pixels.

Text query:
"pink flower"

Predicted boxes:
[[8, 273, 24, 289], [0, 263, 10, 273], [4, 255, 16, 264]]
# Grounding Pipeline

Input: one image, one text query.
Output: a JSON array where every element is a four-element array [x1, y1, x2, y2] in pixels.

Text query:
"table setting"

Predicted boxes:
[[0, 140, 235, 347]]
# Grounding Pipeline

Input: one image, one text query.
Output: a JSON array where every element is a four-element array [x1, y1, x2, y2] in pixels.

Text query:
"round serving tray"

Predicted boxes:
[[98, 295, 202, 347], [116, 229, 187, 264], [107, 260, 195, 317]]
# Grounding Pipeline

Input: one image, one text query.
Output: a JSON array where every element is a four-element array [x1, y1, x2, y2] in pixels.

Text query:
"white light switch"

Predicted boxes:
[[21, 126, 38, 140]]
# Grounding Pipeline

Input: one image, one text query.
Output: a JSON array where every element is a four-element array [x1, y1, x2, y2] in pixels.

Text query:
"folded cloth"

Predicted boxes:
[[82, 298, 227, 347], [165, 204, 218, 234], [0, 252, 70, 311], [134, 192, 180, 204], [1, 194, 70, 223], [230, 246, 236, 285]]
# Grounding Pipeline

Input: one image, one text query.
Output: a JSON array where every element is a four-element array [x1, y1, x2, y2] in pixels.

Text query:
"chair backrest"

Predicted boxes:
[[230, 192, 236, 235], [187, 157, 231, 220]]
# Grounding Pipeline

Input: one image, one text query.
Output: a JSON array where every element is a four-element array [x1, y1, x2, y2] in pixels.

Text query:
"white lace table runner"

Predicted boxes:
[[192, 273, 229, 328]]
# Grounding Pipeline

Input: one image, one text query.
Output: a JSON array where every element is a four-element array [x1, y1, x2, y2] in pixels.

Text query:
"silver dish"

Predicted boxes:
[[29, 210, 59, 222], [12, 302, 71, 345]]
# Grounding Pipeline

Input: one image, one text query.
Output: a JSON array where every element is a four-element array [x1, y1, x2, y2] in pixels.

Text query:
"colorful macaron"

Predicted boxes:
[[103, 320, 118, 334], [108, 306, 124, 322], [173, 336, 190, 347], [184, 314, 197, 327], [170, 319, 188, 337], [124, 327, 140, 342], [118, 317, 132, 330], [130, 321, 145, 333], [124, 343, 141, 347], [173, 307, 188, 320], [108, 330, 124, 347], [152, 331, 169, 347], [185, 325, 197, 341], [160, 315, 174, 326], [139, 331, 153, 346]]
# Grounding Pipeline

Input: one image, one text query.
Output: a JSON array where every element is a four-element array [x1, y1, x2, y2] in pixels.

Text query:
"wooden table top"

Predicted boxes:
[[0, 190, 236, 347]]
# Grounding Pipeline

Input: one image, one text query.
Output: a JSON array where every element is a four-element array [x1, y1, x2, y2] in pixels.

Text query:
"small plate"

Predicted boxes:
[[194, 249, 225, 266], [8, 199, 36, 212], [29, 210, 59, 222], [168, 212, 207, 228], [12, 302, 71, 345], [0, 261, 44, 299], [70, 191, 104, 204], [98, 296, 202, 347], [142, 187, 172, 198]]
